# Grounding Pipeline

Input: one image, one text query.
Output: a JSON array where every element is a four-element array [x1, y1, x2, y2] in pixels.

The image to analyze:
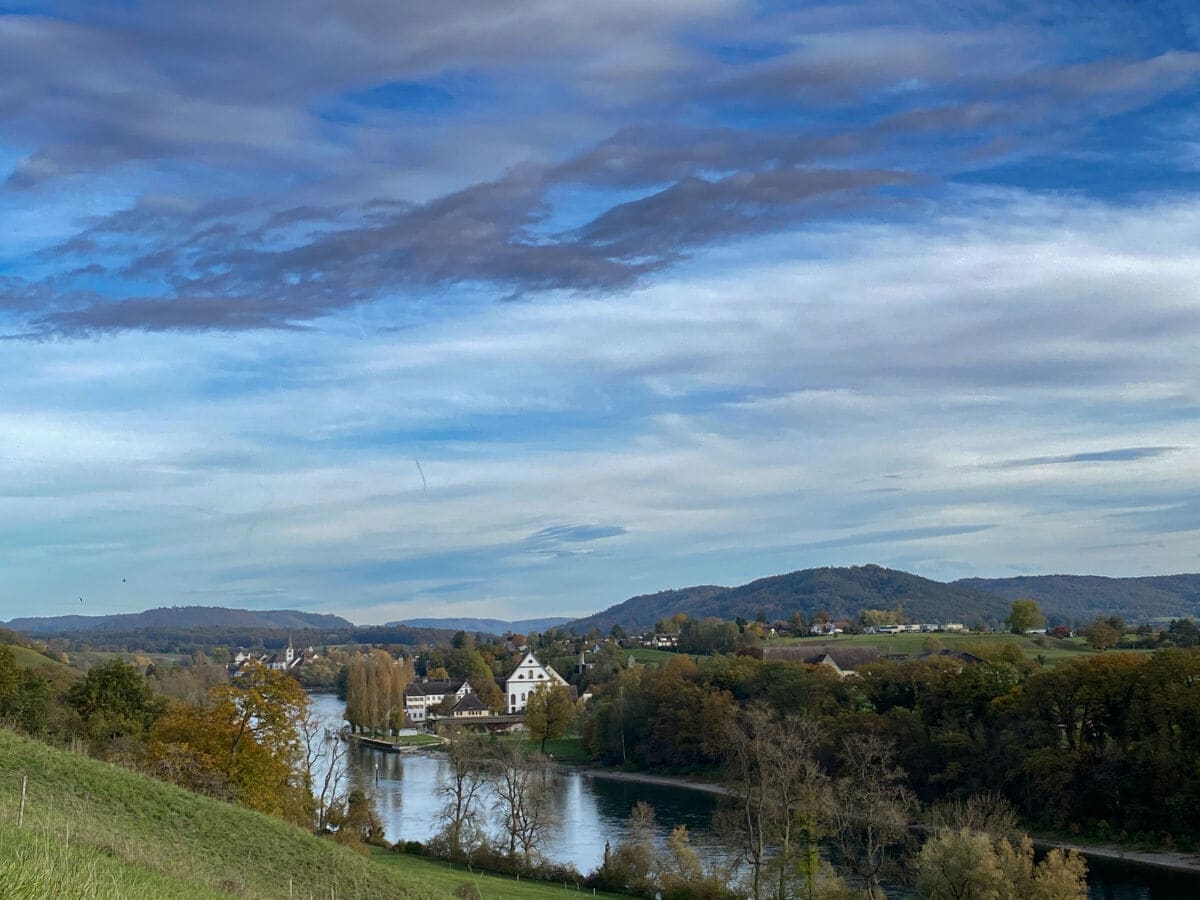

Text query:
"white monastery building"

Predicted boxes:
[[505, 651, 569, 714]]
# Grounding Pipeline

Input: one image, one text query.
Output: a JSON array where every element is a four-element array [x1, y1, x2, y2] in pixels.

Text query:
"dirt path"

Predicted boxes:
[[1031, 837, 1200, 874], [580, 768, 732, 796]]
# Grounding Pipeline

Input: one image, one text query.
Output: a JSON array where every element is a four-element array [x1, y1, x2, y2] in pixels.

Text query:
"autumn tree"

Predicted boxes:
[[1082, 619, 1119, 650], [916, 828, 1087, 900], [1005, 599, 1045, 634], [148, 662, 312, 822], [524, 682, 575, 753]]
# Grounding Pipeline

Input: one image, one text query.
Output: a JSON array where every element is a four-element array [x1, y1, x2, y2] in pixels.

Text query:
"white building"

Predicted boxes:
[[404, 679, 473, 723], [505, 651, 569, 714]]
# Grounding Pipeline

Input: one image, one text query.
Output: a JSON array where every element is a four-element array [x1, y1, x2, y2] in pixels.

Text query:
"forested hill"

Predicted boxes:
[[568, 565, 1200, 634], [956, 573, 1200, 623], [5, 606, 352, 635], [568, 566, 999, 634]]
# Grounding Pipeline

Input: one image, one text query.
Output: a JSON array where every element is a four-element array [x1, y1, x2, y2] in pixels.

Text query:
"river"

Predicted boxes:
[[308, 694, 1200, 898]]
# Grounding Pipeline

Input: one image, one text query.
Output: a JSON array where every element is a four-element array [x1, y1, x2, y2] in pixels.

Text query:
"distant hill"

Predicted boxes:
[[568, 566, 1005, 634], [570, 565, 1200, 634], [5, 606, 353, 636], [957, 574, 1200, 623], [392, 616, 574, 634]]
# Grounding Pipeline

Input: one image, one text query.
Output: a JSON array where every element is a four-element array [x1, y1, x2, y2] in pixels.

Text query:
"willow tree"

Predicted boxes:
[[343, 651, 414, 734]]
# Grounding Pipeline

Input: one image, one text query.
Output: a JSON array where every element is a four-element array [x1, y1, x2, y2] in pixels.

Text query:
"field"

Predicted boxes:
[[371, 851, 626, 900], [0, 728, 621, 899], [765, 631, 1146, 665], [624, 647, 691, 666]]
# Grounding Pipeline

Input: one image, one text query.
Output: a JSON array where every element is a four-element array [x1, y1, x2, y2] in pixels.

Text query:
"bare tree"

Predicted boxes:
[[828, 734, 915, 899], [434, 727, 489, 860], [298, 710, 350, 833], [489, 741, 558, 866], [721, 704, 837, 900]]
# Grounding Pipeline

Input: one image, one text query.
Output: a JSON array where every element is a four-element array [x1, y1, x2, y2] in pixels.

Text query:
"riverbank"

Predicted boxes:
[[581, 767, 732, 796], [581, 765, 1200, 876], [1031, 837, 1200, 875]]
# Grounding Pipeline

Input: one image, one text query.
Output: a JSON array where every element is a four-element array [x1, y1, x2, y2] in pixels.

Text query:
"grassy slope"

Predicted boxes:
[[0, 729, 617, 899], [766, 631, 1151, 665], [372, 851, 627, 900]]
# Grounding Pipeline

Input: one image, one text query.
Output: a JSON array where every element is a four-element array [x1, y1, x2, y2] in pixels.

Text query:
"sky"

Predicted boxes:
[[2, 1, 1200, 625]]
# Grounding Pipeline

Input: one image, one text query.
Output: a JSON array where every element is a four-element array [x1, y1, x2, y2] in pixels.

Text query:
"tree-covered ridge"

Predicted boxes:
[[956, 573, 1200, 623], [6, 605, 353, 635], [570, 565, 1200, 634], [569, 566, 1008, 634]]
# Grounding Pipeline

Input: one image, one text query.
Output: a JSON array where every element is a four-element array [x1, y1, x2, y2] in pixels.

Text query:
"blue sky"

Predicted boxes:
[[2, 1, 1200, 624]]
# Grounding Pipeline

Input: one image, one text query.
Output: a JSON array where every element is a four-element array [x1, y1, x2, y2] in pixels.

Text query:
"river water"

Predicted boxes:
[[309, 694, 1200, 899]]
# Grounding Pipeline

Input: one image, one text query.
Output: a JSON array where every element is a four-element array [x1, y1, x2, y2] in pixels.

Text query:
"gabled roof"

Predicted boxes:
[[452, 694, 490, 714], [405, 678, 467, 697]]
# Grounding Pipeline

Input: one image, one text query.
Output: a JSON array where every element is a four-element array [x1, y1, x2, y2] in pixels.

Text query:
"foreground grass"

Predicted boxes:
[[0, 728, 435, 898], [371, 850, 626, 900]]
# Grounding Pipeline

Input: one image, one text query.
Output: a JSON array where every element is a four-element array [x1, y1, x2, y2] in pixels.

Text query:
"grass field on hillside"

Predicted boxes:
[[0, 728, 425, 899], [372, 851, 626, 900], [0, 727, 630, 899], [765, 631, 1149, 665], [624, 647, 691, 666], [5, 642, 76, 675]]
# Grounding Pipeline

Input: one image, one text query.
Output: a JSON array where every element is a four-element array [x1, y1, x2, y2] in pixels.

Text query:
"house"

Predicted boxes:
[[642, 633, 678, 649], [504, 651, 569, 714], [229, 640, 317, 675], [404, 679, 472, 723], [451, 693, 491, 719], [944, 623, 966, 632], [809, 622, 843, 636]]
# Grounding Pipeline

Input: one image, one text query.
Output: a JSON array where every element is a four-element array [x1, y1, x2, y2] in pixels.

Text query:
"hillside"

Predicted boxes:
[[570, 566, 1012, 634], [566, 584, 736, 634], [393, 616, 573, 634], [5, 606, 353, 635], [569, 565, 1200, 634], [0, 727, 615, 899], [957, 573, 1200, 624]]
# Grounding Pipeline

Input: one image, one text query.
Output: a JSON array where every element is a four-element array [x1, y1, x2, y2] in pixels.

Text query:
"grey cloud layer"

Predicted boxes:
[[3, 3, 1199, 334]]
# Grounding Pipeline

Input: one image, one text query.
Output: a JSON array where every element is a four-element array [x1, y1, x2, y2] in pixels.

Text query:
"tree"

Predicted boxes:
[[66, 657, 162, 755], [489, 741, 558, 865], [470, 673, 504, 712], [1005, 599, 1045, 634], [722, 704, 835, 900], [434, 728, 489, 860], [1168, 618, 1200, 648], [917, 828, 1087, 900], [1082, 620, 1119, 651], [0, 646, 52, 736], [149, 662, 313, 821], [299, 706, 350, 833], [524, 682, 575, 754], [828, 735, 915, 899]]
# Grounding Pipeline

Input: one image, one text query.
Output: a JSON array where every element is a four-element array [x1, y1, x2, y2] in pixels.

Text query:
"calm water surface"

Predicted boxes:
[[309, 694, 1200, 899]]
